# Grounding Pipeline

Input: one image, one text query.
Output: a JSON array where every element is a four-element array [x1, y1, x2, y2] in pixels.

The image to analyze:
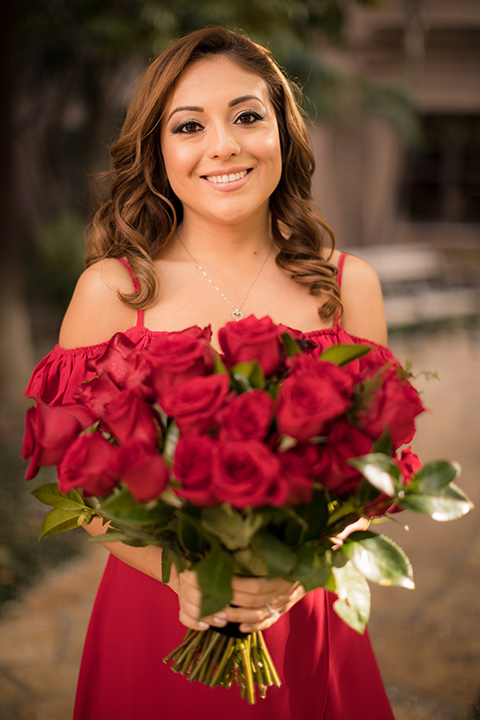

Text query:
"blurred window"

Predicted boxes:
[[400, 114, 480, 222]]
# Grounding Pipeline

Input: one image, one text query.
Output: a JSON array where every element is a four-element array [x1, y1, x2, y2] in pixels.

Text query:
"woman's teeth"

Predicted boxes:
[[205, 170, 248, 184]]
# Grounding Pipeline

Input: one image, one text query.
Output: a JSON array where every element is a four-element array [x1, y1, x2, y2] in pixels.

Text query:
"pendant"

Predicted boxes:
[[232, 309, 244, 321]]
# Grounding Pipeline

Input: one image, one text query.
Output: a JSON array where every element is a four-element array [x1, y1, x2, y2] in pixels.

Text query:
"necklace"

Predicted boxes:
[[177, 234, 272, 321]]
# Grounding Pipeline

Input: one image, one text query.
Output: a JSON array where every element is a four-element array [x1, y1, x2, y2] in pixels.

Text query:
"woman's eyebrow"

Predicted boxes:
[[166, 95, 265, 123]]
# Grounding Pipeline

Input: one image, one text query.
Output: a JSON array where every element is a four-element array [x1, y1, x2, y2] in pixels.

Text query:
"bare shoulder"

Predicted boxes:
[[59, 259, 138, 349], [339, 253, 387, 345]]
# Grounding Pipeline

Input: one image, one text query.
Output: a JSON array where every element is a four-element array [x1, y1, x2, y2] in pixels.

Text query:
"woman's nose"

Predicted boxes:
[[207, 123, 241, 159]]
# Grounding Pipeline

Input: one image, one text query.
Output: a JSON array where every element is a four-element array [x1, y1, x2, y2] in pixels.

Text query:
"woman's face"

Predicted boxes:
[[161, 55, 283, 229]]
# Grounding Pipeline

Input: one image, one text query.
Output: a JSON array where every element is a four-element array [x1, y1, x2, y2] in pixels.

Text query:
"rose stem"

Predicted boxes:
[[251, 633, 266, 696], [239, 635, 256, 704], [258, 632, 281, 687], [210, 637, 235, 687], [188, 630, 221, 682], [163, 628, 195, 664], [204, 634, 228, 685]]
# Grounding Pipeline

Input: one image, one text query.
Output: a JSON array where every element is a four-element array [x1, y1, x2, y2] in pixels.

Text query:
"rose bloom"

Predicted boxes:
[[118, 439, 170, 502], [218, 315, 283, 376], [74, 372, 121, 418], [159, 374, 230, 434], [218, 390, 273, 441], [213, 440, 287, 508], [316, 420, 372, 497], [279, 443, 320, 503], [86, 332, 154, 398], [103, 390, 159, 446], [365, 446, 422, 517], [57, 431, 120, 496], [147, 326, 215, 391], [22, 396, 95, 480], [359, 365, 425, 448], [277, 357, 354, 441], [174, 435, 219, 506]]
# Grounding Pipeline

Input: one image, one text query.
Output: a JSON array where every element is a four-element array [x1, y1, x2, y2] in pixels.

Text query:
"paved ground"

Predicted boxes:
[[0, 327, 479, 719]]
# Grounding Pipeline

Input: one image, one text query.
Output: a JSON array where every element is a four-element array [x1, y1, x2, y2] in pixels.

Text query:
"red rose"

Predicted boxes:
[[57, 430, 120, 496], [147, 327, 215, 392], [104, 391, 159, 446], [22, 396, 96, 480], [364, 447, 421, 517], [397, 446, 422, 484], [87, 333, 153, 398], [173, 435, 219, 506], [218, 390, 273, 441], [159, 374, 230, 434], [74, 372, 121, 418], [277, 357, 353, 441], [359, 365, 425, 448], [279, 443, 319, 503], [213, 440, 286, 508], [218, 315, 283, 376], [118, 439, 170, 502], [316, 420, 372, 496]]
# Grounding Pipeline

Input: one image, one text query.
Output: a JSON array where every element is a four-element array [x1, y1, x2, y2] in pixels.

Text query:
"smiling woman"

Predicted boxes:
[[25, 25, 392, 720]]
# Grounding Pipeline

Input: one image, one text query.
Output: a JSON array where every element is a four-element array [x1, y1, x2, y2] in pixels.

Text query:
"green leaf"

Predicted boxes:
[[163, 421, 180, 465], [161, 546, 174, 584], [331, 561, 371, 634], [213, 352, 229, 375], [231, 361, 265, 390], [201, 505, 264, 550], [233, 548, 269, 576], [399, 483, 473, 521], [250, 529, 296, 577], [196, 544, 234, 618], [280, 332, 302, 358], [320, 343, 371, 366], [38, 507, 90, 540], [414, 460, 461, 491], [349, 453, 400, 497], [99, 488, 174, 528], [343, 532, 415, 589], [31, 483, 87, 511], [291, 545, 332, 593]]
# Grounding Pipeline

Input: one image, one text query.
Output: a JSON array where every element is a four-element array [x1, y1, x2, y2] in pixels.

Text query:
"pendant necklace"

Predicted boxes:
[[177, 234, 273, 321]]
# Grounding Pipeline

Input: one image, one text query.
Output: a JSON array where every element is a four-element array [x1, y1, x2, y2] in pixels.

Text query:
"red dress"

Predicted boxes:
[[25, 255, 395, 720]]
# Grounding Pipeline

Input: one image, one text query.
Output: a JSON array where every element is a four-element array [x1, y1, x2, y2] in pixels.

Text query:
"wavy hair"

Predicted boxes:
[[87, 26, 341, 321]]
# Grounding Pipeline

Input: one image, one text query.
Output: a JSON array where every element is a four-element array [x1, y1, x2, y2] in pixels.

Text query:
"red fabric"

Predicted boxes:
[[26, 322, 395, 720]]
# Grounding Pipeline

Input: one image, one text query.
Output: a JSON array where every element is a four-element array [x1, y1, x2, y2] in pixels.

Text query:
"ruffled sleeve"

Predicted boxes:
[[25, 344, 108, 406]]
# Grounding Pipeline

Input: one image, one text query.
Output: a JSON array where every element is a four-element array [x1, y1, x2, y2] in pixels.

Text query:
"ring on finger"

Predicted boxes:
[[265, 603, 280, 620]]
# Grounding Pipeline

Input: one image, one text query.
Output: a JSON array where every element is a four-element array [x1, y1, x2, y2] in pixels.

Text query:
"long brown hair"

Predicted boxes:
[[87, 26, 341, 321]]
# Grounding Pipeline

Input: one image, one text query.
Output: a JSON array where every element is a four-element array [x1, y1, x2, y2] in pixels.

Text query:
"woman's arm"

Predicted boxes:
[[340, 254, 387, 346]]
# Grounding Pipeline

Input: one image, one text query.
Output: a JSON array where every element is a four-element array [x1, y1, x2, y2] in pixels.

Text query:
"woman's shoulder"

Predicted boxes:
[[337, 251, 387, 346], [59, 259, 137, 349]]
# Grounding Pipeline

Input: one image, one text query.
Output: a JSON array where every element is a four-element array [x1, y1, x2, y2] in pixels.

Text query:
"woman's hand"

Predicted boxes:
[[171, 568, 305, 633], [330, 516, 370, 550]]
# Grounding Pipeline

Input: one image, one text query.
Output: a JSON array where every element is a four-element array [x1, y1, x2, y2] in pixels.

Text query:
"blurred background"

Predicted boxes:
[[0, 0, 479, 718]]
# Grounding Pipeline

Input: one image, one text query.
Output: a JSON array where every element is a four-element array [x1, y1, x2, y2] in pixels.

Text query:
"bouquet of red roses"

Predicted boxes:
[[23, 315, 472, 704]]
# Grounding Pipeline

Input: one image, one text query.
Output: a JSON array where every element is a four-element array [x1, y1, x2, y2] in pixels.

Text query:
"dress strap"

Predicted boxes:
[[116, 257, 144, 327]]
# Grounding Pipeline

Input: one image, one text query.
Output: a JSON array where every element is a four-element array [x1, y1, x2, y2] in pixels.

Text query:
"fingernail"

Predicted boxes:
[[198, 621, 209, 630], [241, 625, 252, 633], [214, 611, 227, 620], [212, 615, 227, 627]]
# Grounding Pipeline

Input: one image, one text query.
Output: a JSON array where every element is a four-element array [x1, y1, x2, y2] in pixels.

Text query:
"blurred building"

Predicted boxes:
[[311, 0, 480, 328]]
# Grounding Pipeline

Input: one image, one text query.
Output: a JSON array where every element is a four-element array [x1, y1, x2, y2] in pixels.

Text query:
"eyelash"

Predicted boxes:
[[171, 111, 264, 135]]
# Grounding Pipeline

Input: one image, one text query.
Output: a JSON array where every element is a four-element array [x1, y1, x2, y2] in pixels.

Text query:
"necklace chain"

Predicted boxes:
[[177, 234, 272, 321]]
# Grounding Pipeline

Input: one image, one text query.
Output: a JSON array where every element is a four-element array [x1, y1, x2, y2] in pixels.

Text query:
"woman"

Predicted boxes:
[[26, 27, 394, 719]]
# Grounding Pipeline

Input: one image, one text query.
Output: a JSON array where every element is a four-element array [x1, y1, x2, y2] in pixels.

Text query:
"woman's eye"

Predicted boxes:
[[173, 121, 202, 134], [235, 111, 263, 125]]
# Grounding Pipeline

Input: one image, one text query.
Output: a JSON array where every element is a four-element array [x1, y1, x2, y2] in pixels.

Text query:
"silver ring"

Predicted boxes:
[[265, 603, 280, 620]]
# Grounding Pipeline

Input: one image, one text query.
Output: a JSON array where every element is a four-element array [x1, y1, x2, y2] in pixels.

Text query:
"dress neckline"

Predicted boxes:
[[54, 321, 345, 355]]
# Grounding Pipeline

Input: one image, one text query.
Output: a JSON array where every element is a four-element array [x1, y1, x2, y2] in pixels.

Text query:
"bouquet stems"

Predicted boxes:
[[164, 627, 281, 704]]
